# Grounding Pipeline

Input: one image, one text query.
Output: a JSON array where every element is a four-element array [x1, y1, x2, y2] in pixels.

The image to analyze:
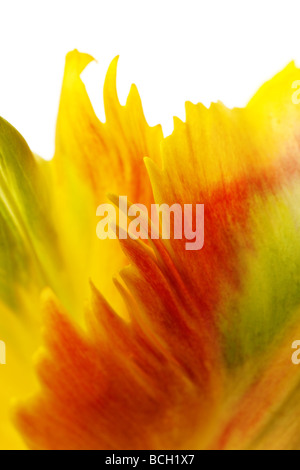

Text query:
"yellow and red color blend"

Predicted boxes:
[[0, 51, 300, 449]]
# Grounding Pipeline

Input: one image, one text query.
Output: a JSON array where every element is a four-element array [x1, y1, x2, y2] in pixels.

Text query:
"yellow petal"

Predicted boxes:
[[52, 50, 163, 315]]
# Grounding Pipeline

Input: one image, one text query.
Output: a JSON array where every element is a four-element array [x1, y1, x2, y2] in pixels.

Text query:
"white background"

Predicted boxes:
[[0, 0, 299, 160]]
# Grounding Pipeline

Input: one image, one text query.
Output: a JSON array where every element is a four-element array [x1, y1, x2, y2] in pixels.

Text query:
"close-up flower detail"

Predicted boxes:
[[0, 49, 300, 450]]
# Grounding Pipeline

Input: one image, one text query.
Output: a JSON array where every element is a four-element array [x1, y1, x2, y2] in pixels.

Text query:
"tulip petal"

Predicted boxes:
[[11, 58, 300, 450], [0, 118, 60, 449], [52, 50, 163, 314]]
